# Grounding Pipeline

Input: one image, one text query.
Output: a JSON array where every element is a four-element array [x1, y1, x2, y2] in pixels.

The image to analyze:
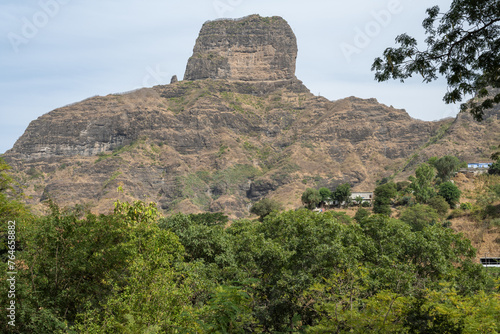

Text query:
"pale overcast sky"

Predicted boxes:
[[0, 0, 457, 154]]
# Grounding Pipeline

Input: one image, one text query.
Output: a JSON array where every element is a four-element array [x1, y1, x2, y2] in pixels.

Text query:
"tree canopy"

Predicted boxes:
[[438, 181, 462, 208], [332, 183, 351, 207], [408, 163, 436, 204], [301, 188, 322, 209], [432, 155, 462, 183], [489, 159, 500, 175], [372, 0, 500, 121], [0, 158, 498, 333], [318, 187, 332, 202], [250, 198, 283, 221], [373, 182, 397, 215]]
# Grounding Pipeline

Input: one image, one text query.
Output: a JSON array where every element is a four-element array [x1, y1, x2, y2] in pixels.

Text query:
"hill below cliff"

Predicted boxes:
[[3, 14, 500, 217]]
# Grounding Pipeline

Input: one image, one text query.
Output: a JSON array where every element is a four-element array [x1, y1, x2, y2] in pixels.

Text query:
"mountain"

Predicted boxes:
[[4, 14, 499, 217]]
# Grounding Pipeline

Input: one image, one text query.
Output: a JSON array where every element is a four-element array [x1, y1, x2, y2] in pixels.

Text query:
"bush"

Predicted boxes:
[[460, 202, 473, 211], [490, 218, 500, 227], [484, 204, 500, 218], [354, 207, 370, 223], [400, 204, 440, 232], [428, 196, 450, 217], [438, 181, 462, 208], [442, 221, 452, 228], [396, 181, 411, 192], [361, 201, 371, 208], [398, 195, 415, 207], [250, 198, 283, 221], [448, 208, 466, 219]]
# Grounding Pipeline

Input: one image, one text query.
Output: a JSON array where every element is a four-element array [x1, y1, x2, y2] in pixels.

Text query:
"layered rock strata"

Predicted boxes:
[[184, 15, 298, 82]]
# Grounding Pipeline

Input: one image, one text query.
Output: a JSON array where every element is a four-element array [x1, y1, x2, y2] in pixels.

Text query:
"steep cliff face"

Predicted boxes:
[[4, 15, 498, 217], [9, 92, 140, 160], [184, 15, 298, 82], [4, 79, 442, 217]]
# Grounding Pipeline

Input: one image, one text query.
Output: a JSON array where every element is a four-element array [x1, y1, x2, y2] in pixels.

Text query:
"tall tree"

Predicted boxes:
[[408, 163, 436, 204], [373, 182, 397, 215], [318, 187, 332, 203], [333, 183, 351, 207], [301, 188, 322, 209], [372, 0, 500, 121], [432, 155, 462, 183]]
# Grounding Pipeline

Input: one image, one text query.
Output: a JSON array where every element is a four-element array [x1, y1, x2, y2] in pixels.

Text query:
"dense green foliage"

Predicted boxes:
[[318, 187, 332, 202], [250, 198, 283, 221], [332, 183, 351, 207], [301, 184, 352, 209], [428, 195, 450, 217], [0, 158, 499, 333], [400, 204, 440, 232], [489, 159, 500, 175], [373, 182, 397, 215], [188, 212, 229, 226], [301, 188, 322, 209], [432, 155, 462, 183], [398, 158, 463, 214], [438, 181, 462, 208], [408, 163, 436, 204], [372, 0, 500, 121], [353, 207, 370, 223]]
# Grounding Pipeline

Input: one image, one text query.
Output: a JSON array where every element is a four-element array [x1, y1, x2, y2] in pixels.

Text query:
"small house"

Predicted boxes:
[[467, 162, 492, 169], [480, 257, 500, 267], [350, 192, 374, 205]]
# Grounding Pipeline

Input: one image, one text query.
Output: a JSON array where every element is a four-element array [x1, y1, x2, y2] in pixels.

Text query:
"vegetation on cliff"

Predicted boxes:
[[1, 157, 499, 333]]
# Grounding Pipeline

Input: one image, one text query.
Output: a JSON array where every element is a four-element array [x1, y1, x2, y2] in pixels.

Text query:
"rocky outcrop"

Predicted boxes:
[[184, 15, 298, 82], [4, 15, 498, 218]]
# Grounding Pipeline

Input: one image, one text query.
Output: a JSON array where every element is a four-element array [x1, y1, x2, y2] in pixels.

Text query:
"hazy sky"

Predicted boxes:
[[0, 0, 457, 154]]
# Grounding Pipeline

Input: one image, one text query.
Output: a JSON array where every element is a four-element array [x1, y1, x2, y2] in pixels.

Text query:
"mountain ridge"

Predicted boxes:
[[3, 15, 499, 217]]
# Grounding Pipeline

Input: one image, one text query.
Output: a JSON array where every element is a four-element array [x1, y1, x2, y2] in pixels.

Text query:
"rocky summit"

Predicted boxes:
[[184, 15, 298, 82], [4, 15, 500, 217]]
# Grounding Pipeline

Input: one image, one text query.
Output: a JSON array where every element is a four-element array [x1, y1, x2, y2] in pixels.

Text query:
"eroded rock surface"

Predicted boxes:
[[184, 15, 298, 82]]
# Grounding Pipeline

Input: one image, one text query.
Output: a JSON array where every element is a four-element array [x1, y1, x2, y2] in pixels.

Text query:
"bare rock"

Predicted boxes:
[[184, 15, 298, 82]]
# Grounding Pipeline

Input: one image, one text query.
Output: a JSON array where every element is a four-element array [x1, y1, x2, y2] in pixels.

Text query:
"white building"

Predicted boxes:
[[350, 192, 374, 204], [467, 162, 492, 169]]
